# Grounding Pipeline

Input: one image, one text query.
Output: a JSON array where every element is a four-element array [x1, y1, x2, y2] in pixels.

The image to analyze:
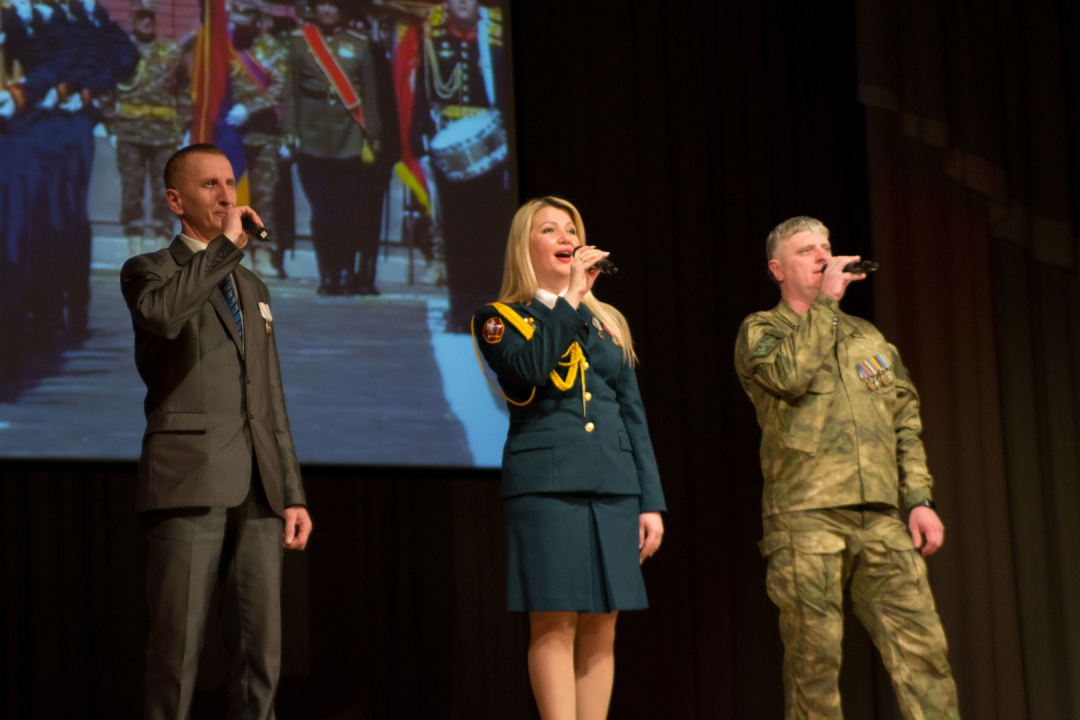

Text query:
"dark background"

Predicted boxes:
[[3, 0, 1078, 718]]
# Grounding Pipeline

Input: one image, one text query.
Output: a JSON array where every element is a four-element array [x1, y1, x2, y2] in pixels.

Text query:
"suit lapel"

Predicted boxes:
[[524, 299, 593, 348], [236, 268, 262, 355], [168, 236, 194, 266], [209, 277, 246, 359], [577, 304, 597, 351], [171, 235, 245, 357], [520, 300, 548, 322]]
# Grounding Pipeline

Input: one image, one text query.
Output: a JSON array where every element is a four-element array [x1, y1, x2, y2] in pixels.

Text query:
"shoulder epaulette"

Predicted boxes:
[[490, 302, 534, 339]]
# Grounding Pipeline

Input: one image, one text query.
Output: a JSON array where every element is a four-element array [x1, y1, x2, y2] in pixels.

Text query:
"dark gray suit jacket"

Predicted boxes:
[[121, 235, 306, 517]]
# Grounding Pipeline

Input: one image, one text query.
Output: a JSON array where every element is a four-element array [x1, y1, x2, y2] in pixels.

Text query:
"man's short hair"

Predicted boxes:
[[765, 216, 830, 261], [164, 144, 227, 190], [764, 216, 830, 285]]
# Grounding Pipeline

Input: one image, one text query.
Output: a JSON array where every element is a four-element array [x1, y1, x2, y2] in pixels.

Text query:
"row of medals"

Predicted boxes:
[[866, 367, 894, 391]]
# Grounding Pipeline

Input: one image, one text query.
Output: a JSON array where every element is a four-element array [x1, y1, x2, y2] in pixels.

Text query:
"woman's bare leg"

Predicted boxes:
[[574, 611, 618, 720], [529, 611, 579, 720]]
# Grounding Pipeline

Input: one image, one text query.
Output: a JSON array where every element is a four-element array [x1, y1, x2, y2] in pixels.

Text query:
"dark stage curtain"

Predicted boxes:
[[858, 1, 1080, 718], [0, 463, 538, 719]]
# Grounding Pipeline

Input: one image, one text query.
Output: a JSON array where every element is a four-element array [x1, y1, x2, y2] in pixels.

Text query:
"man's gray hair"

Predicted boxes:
[[765, 216, 830, 261]]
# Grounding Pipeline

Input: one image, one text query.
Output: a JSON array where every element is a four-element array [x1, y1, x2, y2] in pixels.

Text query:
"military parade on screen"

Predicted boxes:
[[0, 0, 508, 381]]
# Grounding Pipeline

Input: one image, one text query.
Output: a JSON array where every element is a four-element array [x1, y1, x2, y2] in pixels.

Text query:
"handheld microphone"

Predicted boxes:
[[241, 216, 272, 243], [842, 260, 878, 274], [572, 245, 618, 275]]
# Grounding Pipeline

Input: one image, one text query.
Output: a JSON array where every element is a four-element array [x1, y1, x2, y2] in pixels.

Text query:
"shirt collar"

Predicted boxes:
[[179, 233, 208, 255], [534, 287, 566, 309]]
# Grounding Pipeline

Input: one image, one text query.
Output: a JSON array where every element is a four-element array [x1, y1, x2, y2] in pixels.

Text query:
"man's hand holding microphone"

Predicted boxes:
[[221, 205, 266, 250]]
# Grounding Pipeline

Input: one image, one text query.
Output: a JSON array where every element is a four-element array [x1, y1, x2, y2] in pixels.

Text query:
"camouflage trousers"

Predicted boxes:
[[116, 141, 175, 237], [760, 507, 960, 720]]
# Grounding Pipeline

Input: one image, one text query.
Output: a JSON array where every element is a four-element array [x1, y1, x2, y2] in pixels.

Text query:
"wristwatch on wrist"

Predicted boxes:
[[909, 499, 937, 511]]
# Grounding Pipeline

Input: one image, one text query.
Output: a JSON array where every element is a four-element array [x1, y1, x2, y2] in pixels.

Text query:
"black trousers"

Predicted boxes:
[[434, 161, 512, 332], [296, 154, 385, 279], [141, 472, 284, 720]]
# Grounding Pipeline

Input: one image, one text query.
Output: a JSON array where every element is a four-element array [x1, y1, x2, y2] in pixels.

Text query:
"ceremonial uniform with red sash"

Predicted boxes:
[[283, 19, 386, 294]]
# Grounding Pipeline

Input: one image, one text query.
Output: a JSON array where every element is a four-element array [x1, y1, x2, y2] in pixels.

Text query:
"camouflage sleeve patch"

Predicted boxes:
[[751, 334, 781, 358]]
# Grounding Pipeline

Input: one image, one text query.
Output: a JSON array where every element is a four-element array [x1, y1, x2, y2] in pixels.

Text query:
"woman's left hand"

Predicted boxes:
[[639, 511, 664, 564]]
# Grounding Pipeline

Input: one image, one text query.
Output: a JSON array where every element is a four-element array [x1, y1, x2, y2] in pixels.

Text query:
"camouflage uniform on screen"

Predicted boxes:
[[112, 0, 186, 254], [735, 294, 961, 720], [228, 0, 285, 276]]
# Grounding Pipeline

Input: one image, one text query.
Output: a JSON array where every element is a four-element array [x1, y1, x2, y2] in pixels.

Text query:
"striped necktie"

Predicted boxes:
[[219, 275, 243, 339]]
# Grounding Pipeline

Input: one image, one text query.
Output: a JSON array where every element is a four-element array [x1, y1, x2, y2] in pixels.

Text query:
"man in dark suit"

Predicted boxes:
[[121, 143, 312, 720]]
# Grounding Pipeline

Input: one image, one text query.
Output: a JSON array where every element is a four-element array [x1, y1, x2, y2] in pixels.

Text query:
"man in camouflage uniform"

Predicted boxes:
[[734, 217, 961, 720], [113, 0, 185, 256], [226, 0, 285, 276]]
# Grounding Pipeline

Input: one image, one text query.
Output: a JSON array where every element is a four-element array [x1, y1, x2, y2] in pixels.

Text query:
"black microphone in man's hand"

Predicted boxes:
[[572, 245, 618, 275], [842, 260, 878, 274], [241, 216, 272, 243]]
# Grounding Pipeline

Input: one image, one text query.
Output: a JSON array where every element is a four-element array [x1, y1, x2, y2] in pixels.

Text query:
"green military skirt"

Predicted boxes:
[[503, 493, 649, 613]]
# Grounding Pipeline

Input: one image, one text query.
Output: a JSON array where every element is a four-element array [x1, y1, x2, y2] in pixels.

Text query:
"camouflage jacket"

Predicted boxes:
[[734, 294, 933, 518], [229, 34, 286, 146], [112, 37, 187, 144]]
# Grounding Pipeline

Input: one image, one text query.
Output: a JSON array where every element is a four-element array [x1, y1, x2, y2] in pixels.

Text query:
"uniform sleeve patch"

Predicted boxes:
[[482, 317, 505, 344], [751, 334, 780, 358]]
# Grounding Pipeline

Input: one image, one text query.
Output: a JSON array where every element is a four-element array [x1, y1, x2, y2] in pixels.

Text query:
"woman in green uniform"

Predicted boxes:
[[473, 197, 666, 720]]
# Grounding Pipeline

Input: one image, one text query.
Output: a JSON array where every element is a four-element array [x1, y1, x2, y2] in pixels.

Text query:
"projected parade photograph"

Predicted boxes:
[[0, 0, 514, 466]]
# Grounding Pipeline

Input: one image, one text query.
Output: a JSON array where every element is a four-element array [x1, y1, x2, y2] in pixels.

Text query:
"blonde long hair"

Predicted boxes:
[[498, 197, 638, 366]]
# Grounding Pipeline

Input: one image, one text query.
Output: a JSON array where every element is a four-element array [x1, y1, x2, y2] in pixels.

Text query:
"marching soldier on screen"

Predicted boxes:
[[282, 0, 386, 296], [227, 0, 286, 277], [113, 0, 187, 256]]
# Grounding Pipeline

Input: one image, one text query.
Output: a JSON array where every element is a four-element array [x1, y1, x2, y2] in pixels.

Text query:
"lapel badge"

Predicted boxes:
[[259, 301, 273, 335], [592, 316, 604, 339], [482, 316, 505, 344], [523, 317, 536, 327]]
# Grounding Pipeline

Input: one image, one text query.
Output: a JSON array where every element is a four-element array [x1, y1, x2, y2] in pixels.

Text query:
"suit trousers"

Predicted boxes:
[[142, 474, 284, 720]]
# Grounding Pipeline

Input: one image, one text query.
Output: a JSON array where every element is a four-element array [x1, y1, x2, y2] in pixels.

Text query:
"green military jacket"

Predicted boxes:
[[734, 294, 933, 518], [230, 34, 286, 147], [282, 26, 380, 159], [474, 298, 666, 513], [113, 37, 187, 145]]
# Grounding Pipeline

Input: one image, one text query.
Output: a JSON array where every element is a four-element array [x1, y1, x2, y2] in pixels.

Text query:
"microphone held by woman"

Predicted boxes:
[[572, 244, 618, 274]]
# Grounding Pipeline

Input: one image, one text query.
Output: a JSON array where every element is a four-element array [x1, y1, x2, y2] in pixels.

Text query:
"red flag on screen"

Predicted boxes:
[[191, 0, 230, 144], [393, 24, 430, 212], [191, 0, 250, 204]]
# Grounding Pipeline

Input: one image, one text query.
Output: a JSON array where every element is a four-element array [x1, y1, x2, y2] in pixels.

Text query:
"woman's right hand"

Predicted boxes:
[[564, 246, 609, 309]]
